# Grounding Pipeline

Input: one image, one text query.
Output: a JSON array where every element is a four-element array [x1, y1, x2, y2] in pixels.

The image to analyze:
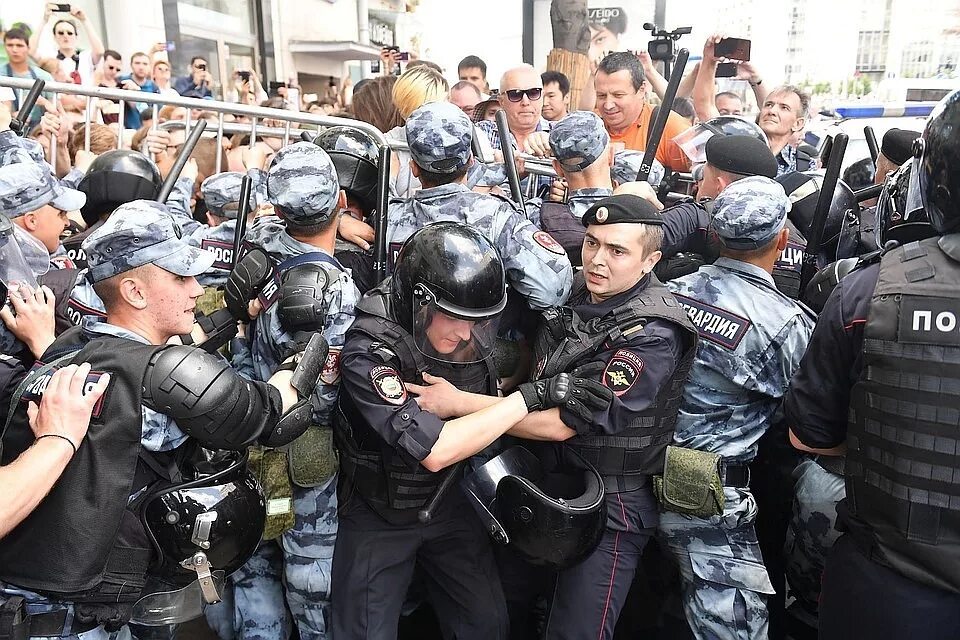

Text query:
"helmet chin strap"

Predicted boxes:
[[180, 512, 223, 604]]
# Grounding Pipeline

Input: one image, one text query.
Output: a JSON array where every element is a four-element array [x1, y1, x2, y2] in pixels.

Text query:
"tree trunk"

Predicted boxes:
[[547, 0, 590, 110]]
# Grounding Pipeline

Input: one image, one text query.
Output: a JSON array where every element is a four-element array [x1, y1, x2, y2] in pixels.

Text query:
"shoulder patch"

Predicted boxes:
[[22, 362, 107, 418], [534, 230, 565, 255], [775, 241, 805, 274], [370, 365, 407, 405], [674, 294, 752, 350], [320, 347, 341, 385], [200, 238, 235, 271], [603, 349, 644, 396], [50, 255, 77, 270]]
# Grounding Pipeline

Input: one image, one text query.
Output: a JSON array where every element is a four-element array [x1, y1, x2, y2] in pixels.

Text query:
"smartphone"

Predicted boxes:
[[714, 37, 751, 61], [238, 70, 251, 82], [51, 4, 71, 12], [164, 41, 176, 52], [715, 62, 738, 78], [398, 52, 410, 62]]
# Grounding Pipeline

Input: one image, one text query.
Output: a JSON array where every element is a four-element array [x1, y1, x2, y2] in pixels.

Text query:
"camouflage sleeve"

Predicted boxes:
[[524, 198, 543, 228], [309, 272, 359, 425], [229, 335, 257, 380], [494, 207, 573, 309], [59, 168, 85, 191], [140, 406, 189, 452], [166, 176, 200, 233]]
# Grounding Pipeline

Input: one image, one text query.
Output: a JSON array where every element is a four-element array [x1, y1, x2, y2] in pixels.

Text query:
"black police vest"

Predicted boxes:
[[540, 201, 586, 267], [533, 274, 698, 489], [61, 224, 97, 271], [37, 267, 84, 334], [335, 284, 498, 525], [846, 237, 960, 594], [0, 327, 164, 603], [772, 220, 808, 300]]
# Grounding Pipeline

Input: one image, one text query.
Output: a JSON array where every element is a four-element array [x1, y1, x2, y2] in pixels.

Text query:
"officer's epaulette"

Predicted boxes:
[[487, 191, 524, 213], [368, 341, 400, 365]]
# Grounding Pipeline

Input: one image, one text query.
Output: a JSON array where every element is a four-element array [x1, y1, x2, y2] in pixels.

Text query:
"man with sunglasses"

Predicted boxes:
[[174, 56, 213, 99], [476, 64, 554, 197], [29, 5, 104, 86]]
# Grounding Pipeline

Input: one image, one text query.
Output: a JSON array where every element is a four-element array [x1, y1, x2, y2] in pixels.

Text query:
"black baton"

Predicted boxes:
[[418, 461, 463, 524], [637, 48, 689, 182], [157, 120, 208, 203], [373, 145, 391, 284], [232, 175, 253, 268], [800, 133, 848, 291], [495, 109, 525, 208], [864, 126, 879, 164], [854, 183, 882, 203], [10, 79, 45, 136]]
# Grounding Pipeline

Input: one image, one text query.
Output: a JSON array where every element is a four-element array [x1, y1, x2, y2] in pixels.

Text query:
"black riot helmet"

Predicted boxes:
[[392, 222, 507, 364], [673, 115, 768, 164], [876, 162, 935, 247], [777, 171, 860, 266], [915, 89, 960, 234], [463, 446, 606, 569], [77, 150, 162, 226], [314, 127, 380, 215], [133, 449, 265, 625]]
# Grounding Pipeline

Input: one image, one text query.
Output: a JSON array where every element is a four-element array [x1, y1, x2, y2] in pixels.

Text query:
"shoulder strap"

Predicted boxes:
[[1, 351, 79, 455], [277, 251, 342, 274]]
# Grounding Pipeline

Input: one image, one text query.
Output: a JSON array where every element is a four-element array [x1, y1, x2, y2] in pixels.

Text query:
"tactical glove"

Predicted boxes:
[[518, 369, 614, 424]]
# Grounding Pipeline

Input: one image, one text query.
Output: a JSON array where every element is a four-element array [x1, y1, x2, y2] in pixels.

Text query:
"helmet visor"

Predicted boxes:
[[673, 123, 717, 164], [906, 156, 925, 221], [412, 296, 501, 365], [0, 223, 45, 290], [129, 572, 226, 626]]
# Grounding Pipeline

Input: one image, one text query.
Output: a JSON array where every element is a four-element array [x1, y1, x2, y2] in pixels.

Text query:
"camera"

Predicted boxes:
[[237, 70, 251, 82], [643, 22, 692, 63]]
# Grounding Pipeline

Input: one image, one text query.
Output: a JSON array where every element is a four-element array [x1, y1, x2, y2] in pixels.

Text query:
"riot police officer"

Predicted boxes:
[[785, 89, 960, 639], [0, 201, 320, 640], [660, 176, 815, 639], [331, 222, 613, 639], [388, 101, 572, 310]]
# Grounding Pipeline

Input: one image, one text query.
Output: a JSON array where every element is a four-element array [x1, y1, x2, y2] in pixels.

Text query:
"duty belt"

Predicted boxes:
[[814, 455, 846, 477], [0, 598, 99, 640]]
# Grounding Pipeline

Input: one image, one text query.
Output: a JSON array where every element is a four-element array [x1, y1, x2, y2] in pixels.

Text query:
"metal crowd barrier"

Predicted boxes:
[[0, 76, 387, 174]]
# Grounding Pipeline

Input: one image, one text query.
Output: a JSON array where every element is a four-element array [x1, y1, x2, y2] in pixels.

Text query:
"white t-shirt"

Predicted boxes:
[[56, 49, 95, 86]]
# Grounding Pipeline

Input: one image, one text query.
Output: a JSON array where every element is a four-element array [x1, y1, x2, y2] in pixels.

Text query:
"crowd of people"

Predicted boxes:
[[0, 16, 958, 640]]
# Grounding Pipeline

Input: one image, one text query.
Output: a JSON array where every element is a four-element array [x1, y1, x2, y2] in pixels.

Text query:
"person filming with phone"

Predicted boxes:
[[29, 3, 105, 86], [174, 55, 213, 99]]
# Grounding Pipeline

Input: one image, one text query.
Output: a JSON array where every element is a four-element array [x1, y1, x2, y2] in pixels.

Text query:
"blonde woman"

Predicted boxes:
[[387, 65, 449, 197]]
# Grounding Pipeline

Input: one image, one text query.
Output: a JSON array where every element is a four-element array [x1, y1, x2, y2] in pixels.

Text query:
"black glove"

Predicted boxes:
[[225, 248, 273, 322], [518, 367, 614, 424]]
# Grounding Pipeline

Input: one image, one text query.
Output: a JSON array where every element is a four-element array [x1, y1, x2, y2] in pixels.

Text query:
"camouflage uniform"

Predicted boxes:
[[783, 457, 845, 622], [0, 159, 87, 352], [0, 201, 215, 640], [660, 177, 815, 640], [235, 143, 359, 640], [392, 102, 572, 310], [610, 149, 665, 188]]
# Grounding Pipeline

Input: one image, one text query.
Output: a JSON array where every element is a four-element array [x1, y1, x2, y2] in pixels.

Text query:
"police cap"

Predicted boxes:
[[705, 135, 777, 179], [710, 176, 790, 250], [582, 194, 664, 226]]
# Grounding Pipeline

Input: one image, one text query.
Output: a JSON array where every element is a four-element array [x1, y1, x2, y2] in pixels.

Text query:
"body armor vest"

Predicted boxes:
[[847, 236, 960, 594], [335, 284, 498, 525], [61, 224, 97, 271], [772, 220, 807, 300], [539, 201, 586, 267], [0, 328, 165, 604], [534, 274, 698, 491], [37, 267, 83, 333]]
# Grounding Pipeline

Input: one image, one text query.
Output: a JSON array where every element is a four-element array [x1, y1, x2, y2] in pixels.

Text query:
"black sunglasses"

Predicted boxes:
[[504, 87, 542, 102], [56, 30, 76, 36], [195, 64, 207, 70]]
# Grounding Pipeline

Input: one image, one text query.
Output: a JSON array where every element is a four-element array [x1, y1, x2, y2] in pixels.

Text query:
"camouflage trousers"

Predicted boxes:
[[213, 480, 338, 640], [658, 488, 775, 640], [783, 457, 845, 616], [203, 541, 291, 640]]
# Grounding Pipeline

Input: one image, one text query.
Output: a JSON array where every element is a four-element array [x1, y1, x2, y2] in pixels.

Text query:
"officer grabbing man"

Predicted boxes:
[[785, 89, 960, 640], [0, 201, 322, 640], [225, 141, 360, 640], [413, 195, 699, 639], [658, 177, 814, 639], [332, 222, 615, 639]]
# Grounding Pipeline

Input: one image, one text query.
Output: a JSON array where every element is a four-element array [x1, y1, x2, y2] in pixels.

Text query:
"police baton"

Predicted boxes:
[[854, 183, 883, 203], [10, 79, 45, 136], [495, 109, 525, 208], [418, 461, 463, 524], [864, 125, 879, 164], [373, 144, 392, 284], [232, 175, 253, 268], [636, 48, 689, 182], [300, 131, 315, 143], [156, 120, 208, 204], [800, 132, 848, 292]]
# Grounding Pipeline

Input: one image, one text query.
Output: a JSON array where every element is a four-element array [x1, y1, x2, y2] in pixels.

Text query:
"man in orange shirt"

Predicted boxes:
[[594, 52, 692, 173]]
